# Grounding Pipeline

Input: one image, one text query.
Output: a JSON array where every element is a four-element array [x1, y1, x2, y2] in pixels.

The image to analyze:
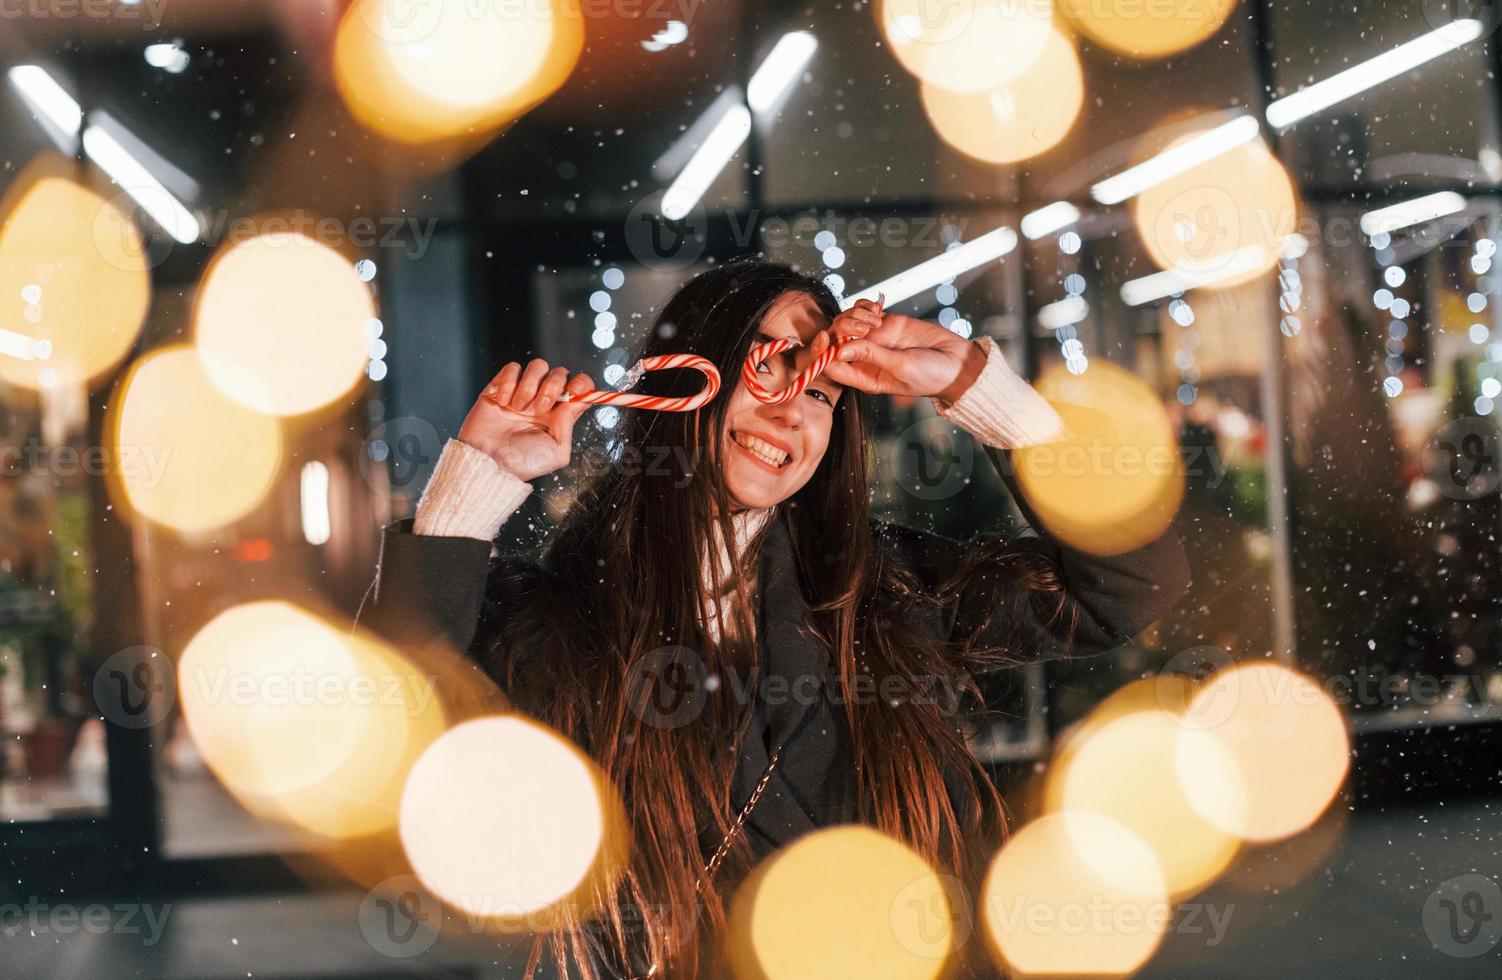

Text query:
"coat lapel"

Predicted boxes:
[[729, 511, 856, 852]]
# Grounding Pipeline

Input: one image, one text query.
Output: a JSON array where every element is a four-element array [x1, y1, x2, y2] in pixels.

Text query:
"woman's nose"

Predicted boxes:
[[761, 393, 804, 429]]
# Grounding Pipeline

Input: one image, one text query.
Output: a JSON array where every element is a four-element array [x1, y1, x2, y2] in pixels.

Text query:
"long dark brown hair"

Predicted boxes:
[[485, 259, 1071, 977]]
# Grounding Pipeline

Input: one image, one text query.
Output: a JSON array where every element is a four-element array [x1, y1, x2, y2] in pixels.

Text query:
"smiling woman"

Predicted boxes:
[[355, 258, 1189, 978]]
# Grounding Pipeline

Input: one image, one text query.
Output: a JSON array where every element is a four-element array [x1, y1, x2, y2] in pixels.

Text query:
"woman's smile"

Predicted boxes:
[[731, 429, 793, 470]]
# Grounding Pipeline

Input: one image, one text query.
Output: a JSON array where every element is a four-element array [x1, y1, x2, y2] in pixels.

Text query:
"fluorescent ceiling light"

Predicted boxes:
[[651, 86, 744, 182], [748, 32, 818, 114], [300, 461, 332, 547], [1266, 19, 1485, 130], [1091, 114, 1261, 205], [842, 225, 1018, 308], [1021, 201, 1080, 240], [1038, 295, 1089, 329], [7, 65, 82, 137], [657, 33, 816, 218], [0, 327, 46, 362], [1358, 191, 1467, 236], [1120, 244, 1272, 306], [660, 104, 752, 221], [82, 125, 200, 244]]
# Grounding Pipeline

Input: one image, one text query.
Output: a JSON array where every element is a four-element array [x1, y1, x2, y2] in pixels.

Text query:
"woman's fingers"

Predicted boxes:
[[511, 358, 551, 410], [835, 337, 903, 369], [822, 337, 904, 392], [530, 365, 571, 413], [555, 372, 596, 424], [484, 361, 522, 407]]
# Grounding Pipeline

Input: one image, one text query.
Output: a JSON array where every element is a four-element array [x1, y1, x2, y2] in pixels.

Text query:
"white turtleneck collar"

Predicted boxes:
[[698, 505, 776, 644]]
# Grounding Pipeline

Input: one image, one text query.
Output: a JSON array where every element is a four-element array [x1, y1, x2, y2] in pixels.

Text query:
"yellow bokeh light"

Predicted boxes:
[[194, 230, 374, 417], [0, 154, 150, 391], [1058, 0, 1237, 58], [334, 0, 584, 146], [178, 601, 445, 839], [1132, 125, 1298, 290], [878, 0, 1053, 94], [398, 715, 625, 929], [729, 825, 955, 980], [1044, 675, 1194, 810], [1014, 360, 1184, 555], [1176, 663, 1350, 843], [110, 345, 282, 534], [921, 29, 1083, 164], [983, 811, 1169, 978], [1049, 711, 1244, 898]]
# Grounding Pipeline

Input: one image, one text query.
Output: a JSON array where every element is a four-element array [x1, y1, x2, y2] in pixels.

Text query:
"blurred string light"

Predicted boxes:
[[816, 229, 848, 302], [333, 0, 583, 147], [729, 826, 955, 979], [932, 224, 973, 338], [920, 28, 1083, 165], [399, 715, 627, 928], [110, 345, 283, 534], [594, 266, 627, 430], [982, 811, 1169, 977], [0, 154, 151, 390], [659, 32, 816, 220], [144, 42, 190, 74], [1036, 219, 1091, 375], [1130, 118, 1296, 290], [365, 316, 388, 382], [1013, 360, 1184, 555], [843, 225, 1017, 308], [1026, 202, 1088, 371], [1277, 234, 1309, 337], [1057, 0, 1236, 59], [194, 231, 377, 416], [1265, 18, 1485, 130], [1167, 296, 1199, 405], [640, 19, 688, 52], [1364, 231, 1412, 399], [1473, 238, 1498, 415], [877, 0, 1051, 93], [179, 601, 446, 839], [1175, 663, 1349, 843]]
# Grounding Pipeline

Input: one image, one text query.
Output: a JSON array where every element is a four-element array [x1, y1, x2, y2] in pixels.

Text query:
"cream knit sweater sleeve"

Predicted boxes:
[[411, 438, 532, 541], [930, 335, 1068, 449]]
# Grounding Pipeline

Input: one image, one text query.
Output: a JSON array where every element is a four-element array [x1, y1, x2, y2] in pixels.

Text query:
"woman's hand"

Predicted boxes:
[[815, 312, 987, 405], [457, 359, 595, 482]]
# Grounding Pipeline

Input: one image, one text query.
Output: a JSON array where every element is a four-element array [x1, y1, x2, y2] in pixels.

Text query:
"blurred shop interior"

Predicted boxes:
[[2, 0, 1502, 977]]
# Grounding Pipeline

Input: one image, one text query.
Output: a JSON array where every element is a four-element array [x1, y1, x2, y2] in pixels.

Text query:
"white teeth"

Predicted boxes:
[[734, 431, 789, 467]]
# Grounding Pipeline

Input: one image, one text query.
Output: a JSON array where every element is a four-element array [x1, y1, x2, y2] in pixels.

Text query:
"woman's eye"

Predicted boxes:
[[807, 388, 832, 406], [755, 361, 772, 374]]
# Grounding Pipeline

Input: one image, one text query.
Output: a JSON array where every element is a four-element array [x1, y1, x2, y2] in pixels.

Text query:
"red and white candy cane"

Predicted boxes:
[[486, 353, 721, 413], [740, 334, 847, 405], [741, 293, 884, 404]]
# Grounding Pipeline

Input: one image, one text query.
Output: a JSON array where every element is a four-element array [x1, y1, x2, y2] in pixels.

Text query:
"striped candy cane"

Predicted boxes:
[[486, 353, 721, 413], [742, 293, 882, 404], [741, 334, 848, 405]]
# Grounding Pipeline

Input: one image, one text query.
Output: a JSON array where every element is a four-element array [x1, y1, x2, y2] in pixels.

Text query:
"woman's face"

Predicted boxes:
[[721, 290, 845, 511]]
